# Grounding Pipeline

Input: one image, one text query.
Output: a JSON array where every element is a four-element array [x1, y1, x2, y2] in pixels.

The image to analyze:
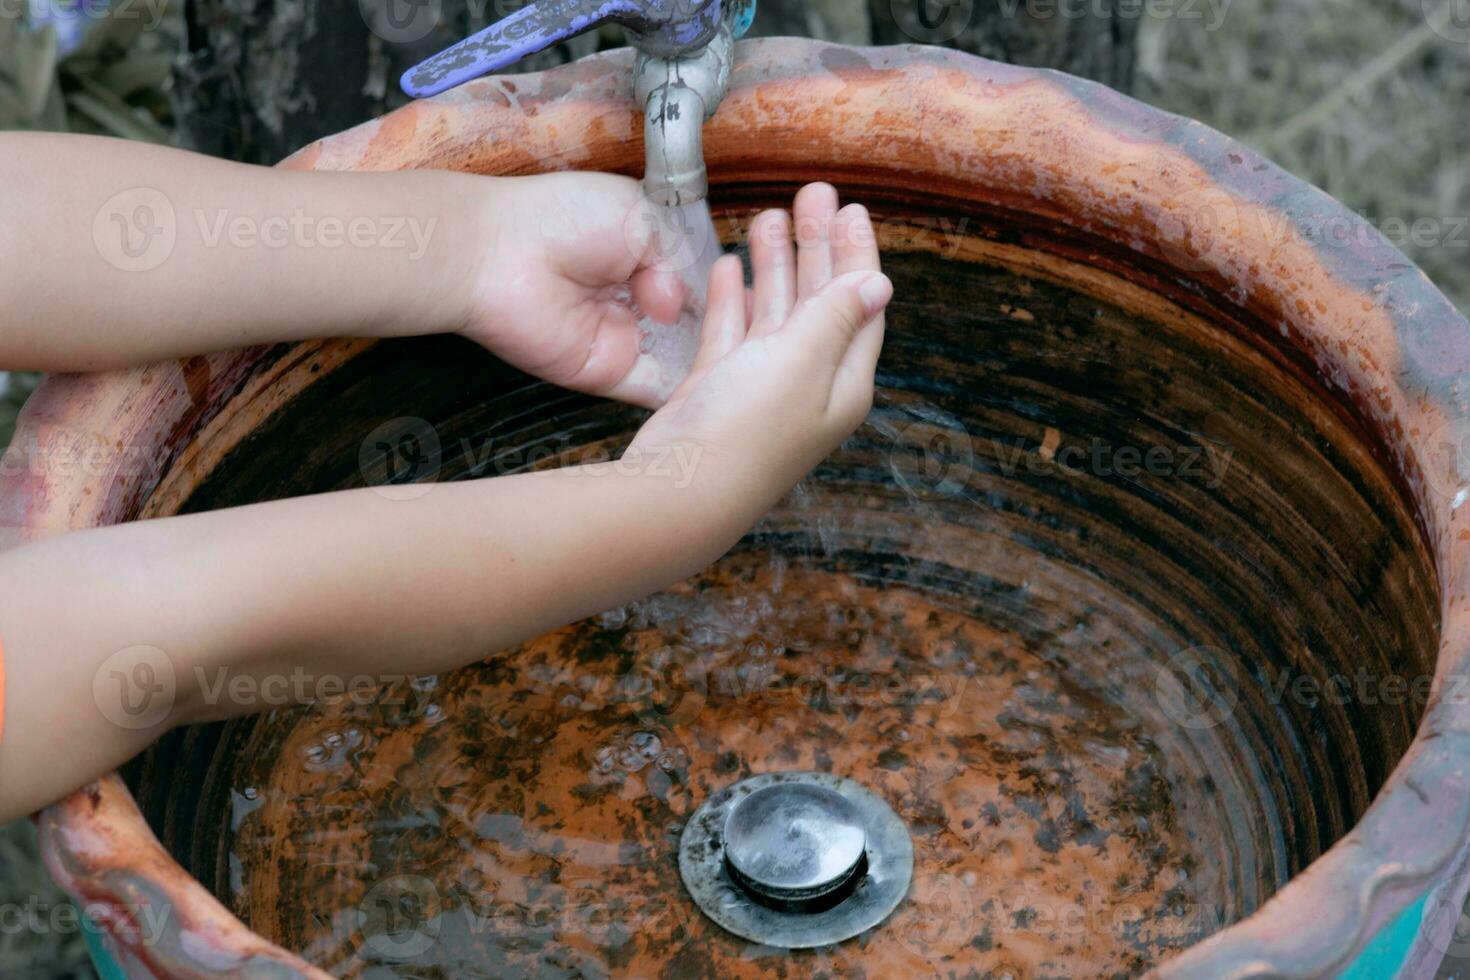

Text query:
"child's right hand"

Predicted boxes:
[[627, 184, 892, 507]]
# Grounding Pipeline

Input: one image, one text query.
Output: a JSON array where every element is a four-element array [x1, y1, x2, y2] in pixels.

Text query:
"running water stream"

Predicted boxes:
[[635, 199, 724, 399]]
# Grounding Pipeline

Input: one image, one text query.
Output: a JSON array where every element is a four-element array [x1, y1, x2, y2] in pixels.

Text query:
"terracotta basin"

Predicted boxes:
[[10, 38, 1470, 979]]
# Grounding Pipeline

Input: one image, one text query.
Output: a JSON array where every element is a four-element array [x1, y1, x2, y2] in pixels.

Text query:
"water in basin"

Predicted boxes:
[[223, 557, 1220, 977], [123, 214, 1438, 977]]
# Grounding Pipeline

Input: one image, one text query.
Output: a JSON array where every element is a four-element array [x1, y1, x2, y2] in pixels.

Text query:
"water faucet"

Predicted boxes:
[[401, 0, 756, 207]]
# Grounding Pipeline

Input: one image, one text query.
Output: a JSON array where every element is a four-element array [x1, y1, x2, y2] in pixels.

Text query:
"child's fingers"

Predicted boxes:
[[794, 183, 839, 299], [826, 204, 888, 406], [833, 291, 889, 411], [791, 271, 893, 378], [749, 209, 795, 337], [665, 256, 747, 403], [832, 203, 881, 278], [804, 204, 884, 369], [689, 256, 749, 377]]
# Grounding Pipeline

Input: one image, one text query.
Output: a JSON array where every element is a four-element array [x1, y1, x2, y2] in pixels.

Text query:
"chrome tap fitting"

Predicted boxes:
[[401, 1, 754, 207], [634, 27, 733, 207]]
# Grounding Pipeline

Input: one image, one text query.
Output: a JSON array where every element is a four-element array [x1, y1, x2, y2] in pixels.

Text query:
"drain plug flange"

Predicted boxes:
[[678, 771, 913, 948]]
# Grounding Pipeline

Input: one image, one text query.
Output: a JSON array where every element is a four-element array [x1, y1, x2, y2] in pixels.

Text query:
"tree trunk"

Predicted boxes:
[[174, 1, 609, 164], [173, 0, 1136, 164]]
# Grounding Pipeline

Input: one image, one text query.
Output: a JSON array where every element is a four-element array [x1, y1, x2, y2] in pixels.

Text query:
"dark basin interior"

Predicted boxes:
[[122, 189, 1439, 977]]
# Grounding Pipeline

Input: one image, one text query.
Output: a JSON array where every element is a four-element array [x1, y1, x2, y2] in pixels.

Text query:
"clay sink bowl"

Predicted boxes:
[[10, 38, 1470, 979]]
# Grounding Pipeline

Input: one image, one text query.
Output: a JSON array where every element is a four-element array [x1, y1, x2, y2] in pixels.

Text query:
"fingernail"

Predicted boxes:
[[858, 273, 893, 316]]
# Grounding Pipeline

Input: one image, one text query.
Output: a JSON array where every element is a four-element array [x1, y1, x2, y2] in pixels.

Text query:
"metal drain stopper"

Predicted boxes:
[[724, 783, 868, 911], [679, 771, 913, 948]]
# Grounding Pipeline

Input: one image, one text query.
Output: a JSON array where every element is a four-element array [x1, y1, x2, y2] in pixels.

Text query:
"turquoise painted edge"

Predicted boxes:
[[80, 911, 130, 980], [1337, 891, 1429, 980], [732, 0, 756, 38], [64, 878, 1434, 979]]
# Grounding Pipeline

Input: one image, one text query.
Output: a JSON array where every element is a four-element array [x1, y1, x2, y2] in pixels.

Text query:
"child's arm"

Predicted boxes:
[[1, 133, 689, 404], [0, 190, 890, 823]]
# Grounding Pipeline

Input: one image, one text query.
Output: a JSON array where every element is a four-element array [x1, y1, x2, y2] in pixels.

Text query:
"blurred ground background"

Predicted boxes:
[[0, 0, 1466, 976]]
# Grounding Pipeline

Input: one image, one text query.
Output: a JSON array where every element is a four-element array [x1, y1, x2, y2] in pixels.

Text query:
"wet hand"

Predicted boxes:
[[458, 172, 691, 408], [628, 184, 892, 503]]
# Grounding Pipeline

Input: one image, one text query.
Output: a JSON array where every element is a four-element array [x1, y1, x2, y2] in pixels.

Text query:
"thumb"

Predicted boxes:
[[630, 266, 684, 326]]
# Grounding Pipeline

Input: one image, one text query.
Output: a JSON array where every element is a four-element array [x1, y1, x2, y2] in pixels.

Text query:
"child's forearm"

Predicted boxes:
[[0, 450, 751, 822], [0, 133, 481, 370]]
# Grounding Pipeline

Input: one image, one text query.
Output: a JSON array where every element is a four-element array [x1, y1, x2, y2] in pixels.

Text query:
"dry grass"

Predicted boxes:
[[0, 0, 177, 140], [1137, 0, 1470, 313], [0, 821, 93, 977]]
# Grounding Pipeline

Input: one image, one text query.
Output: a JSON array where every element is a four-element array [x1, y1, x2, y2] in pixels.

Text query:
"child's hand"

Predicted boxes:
[[459, 171, 696, 408], [0, 153, 887, 819], [627, 183, 892, 502]]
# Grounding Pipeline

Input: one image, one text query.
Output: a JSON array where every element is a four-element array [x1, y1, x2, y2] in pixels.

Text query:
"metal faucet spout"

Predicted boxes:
[[401, 0, 751, 205], [643, 82, 708, 207], [635, 28, 733, 207]]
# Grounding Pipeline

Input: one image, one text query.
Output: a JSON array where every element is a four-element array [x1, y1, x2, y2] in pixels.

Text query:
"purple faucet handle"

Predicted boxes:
[[401, 0, 725, 99]]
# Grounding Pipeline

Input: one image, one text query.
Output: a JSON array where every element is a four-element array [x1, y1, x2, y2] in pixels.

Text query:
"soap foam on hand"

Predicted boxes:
[[631, 199, 724, 402]]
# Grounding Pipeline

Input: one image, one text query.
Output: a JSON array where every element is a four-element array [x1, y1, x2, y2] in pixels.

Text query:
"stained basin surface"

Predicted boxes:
[[12, 39, 1470, 980], [124, 238, 1436, 977]]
